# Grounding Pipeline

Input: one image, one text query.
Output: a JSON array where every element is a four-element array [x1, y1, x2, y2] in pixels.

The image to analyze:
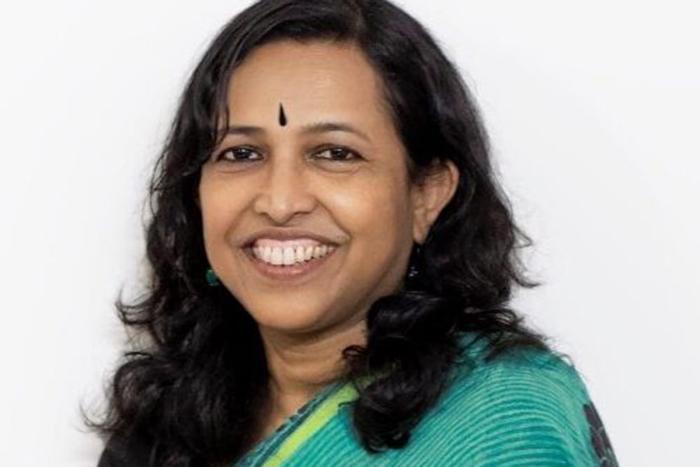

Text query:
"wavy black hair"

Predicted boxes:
[[83, 0, 553, 465]]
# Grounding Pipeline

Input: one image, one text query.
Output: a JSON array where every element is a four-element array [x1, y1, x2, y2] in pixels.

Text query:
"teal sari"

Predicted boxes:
[[234, 334, 619, 466], [235, 380, 359, 466]]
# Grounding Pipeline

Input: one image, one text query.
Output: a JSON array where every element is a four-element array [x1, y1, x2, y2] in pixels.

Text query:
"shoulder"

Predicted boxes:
[[426, 333, 618, 466], [454, 333, 591, 404]]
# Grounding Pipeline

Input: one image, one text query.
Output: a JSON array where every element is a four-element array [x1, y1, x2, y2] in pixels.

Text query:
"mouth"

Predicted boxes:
[[241, 245, 338, 283]]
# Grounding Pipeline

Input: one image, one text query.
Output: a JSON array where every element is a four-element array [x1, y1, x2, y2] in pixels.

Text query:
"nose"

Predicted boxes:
[[252, 151, 317, 224]]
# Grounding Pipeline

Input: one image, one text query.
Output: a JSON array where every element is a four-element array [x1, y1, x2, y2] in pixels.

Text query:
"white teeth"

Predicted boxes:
[[295, 245, 305, 263], [283, 247, 295, 265], [271, 247, 283, 265], [253, 244, 335, 266]]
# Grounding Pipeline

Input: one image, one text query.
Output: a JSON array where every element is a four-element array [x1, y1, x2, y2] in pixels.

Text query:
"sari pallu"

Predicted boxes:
[[234, 335, 619, 467]]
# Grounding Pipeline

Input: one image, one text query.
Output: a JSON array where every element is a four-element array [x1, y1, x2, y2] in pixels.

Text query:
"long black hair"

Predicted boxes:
[[84, 0, 552, 465]]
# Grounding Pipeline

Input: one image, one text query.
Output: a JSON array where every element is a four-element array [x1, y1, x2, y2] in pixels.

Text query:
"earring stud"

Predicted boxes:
[[407, 244, 422, 279], [206, 267, 220, 286]]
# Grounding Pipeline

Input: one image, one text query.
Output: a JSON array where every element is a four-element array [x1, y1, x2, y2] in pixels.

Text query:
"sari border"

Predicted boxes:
[[262, 382, 359, 466], [240, 381, 342, 466]]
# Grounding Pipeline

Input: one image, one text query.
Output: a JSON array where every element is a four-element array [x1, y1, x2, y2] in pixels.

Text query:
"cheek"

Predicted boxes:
[[198, 176, 242, 248], [323, 176, 411, 245], [326, 183, 412, 303]]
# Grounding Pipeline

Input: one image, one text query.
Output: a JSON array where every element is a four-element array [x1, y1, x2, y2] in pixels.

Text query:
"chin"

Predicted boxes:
[[249, 307, 328, 333]]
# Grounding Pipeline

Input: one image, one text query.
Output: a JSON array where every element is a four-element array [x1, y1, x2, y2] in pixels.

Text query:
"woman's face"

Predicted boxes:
[[198, 40, 454, 338]]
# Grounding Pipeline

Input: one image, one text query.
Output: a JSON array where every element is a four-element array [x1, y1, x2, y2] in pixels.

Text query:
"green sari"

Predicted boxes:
[[234, 334, 619, 466]]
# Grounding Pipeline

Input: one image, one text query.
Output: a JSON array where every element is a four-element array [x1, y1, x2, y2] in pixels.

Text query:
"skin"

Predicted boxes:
[[198, 39, 458, 441]]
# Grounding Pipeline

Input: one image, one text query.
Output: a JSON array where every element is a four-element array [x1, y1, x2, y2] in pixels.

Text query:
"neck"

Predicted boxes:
[[258, 317, 366, 419]]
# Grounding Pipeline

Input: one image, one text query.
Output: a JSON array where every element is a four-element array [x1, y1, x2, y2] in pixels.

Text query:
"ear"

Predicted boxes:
[[410, 160, 459, 244]]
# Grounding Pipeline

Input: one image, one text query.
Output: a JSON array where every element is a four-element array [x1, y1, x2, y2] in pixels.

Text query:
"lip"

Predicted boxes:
[[241, 228, 340, 248], [242, 245, 338, 283]]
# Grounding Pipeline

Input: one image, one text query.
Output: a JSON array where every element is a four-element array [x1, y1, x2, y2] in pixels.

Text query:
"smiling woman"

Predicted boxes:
[[198, 39, 444, 342], [85, 1, 618, 466]]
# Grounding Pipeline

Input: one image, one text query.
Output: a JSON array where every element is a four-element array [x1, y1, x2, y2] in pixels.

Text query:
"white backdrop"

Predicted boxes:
[[1, 1, 698, 465]]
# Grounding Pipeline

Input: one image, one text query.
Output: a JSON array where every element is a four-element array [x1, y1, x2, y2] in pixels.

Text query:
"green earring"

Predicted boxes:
[[205, 267, 220, 286]]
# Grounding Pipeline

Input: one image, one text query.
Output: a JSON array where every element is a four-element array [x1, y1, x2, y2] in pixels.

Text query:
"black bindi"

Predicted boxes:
[[278, 103, 288, 126]]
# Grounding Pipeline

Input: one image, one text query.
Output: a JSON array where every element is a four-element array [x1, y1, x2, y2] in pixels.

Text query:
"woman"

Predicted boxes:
[[87, 0, 619, 466]]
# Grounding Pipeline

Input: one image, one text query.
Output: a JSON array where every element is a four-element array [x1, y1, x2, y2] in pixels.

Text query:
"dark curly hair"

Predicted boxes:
[[83, 0, 553, 465]]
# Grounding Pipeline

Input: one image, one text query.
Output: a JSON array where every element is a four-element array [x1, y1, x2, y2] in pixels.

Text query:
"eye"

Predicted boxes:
[[215, 146, 263, 163], [314, 146, 361, 163]]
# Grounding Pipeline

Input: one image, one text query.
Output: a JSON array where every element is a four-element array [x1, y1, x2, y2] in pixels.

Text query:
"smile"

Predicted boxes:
[[242, 245, 338, 283], [253, 244, 335, 265]]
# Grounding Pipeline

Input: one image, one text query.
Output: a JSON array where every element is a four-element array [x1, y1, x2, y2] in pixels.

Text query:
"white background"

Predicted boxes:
[[1, 1, 698, 465]]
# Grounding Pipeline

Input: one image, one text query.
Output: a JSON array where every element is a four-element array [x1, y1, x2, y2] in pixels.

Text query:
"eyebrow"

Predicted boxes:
[[219, 121, 371, 143]]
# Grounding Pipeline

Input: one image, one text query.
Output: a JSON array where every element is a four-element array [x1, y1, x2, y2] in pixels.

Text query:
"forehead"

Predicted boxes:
[[223, 40, 390, 129]]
